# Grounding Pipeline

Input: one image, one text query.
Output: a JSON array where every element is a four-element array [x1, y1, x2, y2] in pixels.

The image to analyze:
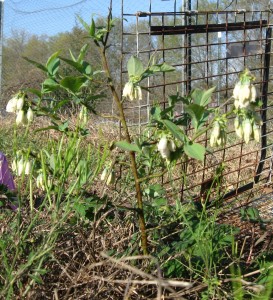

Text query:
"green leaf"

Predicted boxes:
[[23, 56, 48, 73], [49, 154, 55, 171], [90, 18, 96, 37], [240, 207, 261, 223], [77, 15, 91, 33], [152, 198, 167, 207], [127, 56, 144, 78], [150, 106, 162, 121], [81, 61, 92, 75], [114, 141, 141, 152], [52, 99, 70, 111], [29, 274, 43, 284], [35, 126, 59, 133], [184, 142, 205, 161], [46, 51, 60, 76], [60, 76, 87, 94], [185, 104, 205, 129], [152, 62, 176, 73], [162, 120, 185, 142], [191, 87, 216, 106], [42, 78, 59, 93], [33, 268, 48, 275], [200, 87, 216, 106], [58, 121, 69, 132], [141, 62, 175, 80], [26, 88, 42, 98], [60, 57, 92, 75], [69, 49, 77, 62]]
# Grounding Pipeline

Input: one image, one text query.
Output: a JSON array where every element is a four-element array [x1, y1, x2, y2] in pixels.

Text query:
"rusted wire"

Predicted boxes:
[[121, 6, 273, 204]]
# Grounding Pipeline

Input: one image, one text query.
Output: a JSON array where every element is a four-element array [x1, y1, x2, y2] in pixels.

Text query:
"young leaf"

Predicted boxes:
[[46, 51, 61, 77], [77, 44, 89, 63], [60, 76, 87, 94], [42, 78, 59, 93], [152, 62, 176, 73], [60, 57, 92, 75], [58, 120, 69, 132], [185, 104, 205, 130], [81, 61, 92, 75], [192, 87, 216, 106], [69, 49, 77, 62], [77, 15, 91, 33], [162, 119, 185, 142], [200, 86, 216, 106], [59, 57, 82, 71], [23, 56, 48, 73], [150, 106, 162, 121], [127, 56, 144, 78], [90, 18, 96, 37], [26, 88, 42, 99], [114, 141, 141, 152], [29, 274, 43, 284], [184, 142, 205, 161]]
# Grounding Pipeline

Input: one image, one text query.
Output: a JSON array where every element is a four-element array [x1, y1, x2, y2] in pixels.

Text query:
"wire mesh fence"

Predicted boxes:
[[2, 0, 273, 211], [121, 0, 273, 210]]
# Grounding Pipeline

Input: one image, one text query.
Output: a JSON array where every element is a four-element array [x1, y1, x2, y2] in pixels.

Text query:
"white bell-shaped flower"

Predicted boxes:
[[158, 136, 171, 160], [24, 160, 32, 175], [16, 97, 24, 111], [6, 97, 18, 113], [26, 107, 34, 123], [122, 81, 134, 101], [16, 110, 28, 126]]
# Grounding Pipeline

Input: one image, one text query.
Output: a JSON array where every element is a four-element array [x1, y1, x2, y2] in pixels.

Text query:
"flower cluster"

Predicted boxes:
[[12, 155, 32, 176], [233, 82, 256, 109], [6, 94, 34, 126], [233, 69, 262, 144], [36, 171, 52, 190], [210, 118, 227, 147], [122, 81, 142, 101], [157, 136, 176, 160], [234, 113, 262, 144]]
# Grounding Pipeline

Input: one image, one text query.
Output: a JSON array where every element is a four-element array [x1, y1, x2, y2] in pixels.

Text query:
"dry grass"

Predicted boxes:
[[1, 114, 273, 299]]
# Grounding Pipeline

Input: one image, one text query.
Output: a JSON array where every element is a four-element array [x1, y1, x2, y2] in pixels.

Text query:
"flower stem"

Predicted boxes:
[[98, 45, 148, 255]]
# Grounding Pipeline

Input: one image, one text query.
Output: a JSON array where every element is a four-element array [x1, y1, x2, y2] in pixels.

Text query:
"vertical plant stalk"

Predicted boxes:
[[97, 46, 148, 255]]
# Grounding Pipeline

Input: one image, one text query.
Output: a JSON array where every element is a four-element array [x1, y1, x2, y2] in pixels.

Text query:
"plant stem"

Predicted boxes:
[[98, 46, 148, 255]]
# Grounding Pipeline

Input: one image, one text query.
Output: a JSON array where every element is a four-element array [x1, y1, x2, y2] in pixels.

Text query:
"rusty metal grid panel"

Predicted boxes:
[[121, 5, 273, 205]]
